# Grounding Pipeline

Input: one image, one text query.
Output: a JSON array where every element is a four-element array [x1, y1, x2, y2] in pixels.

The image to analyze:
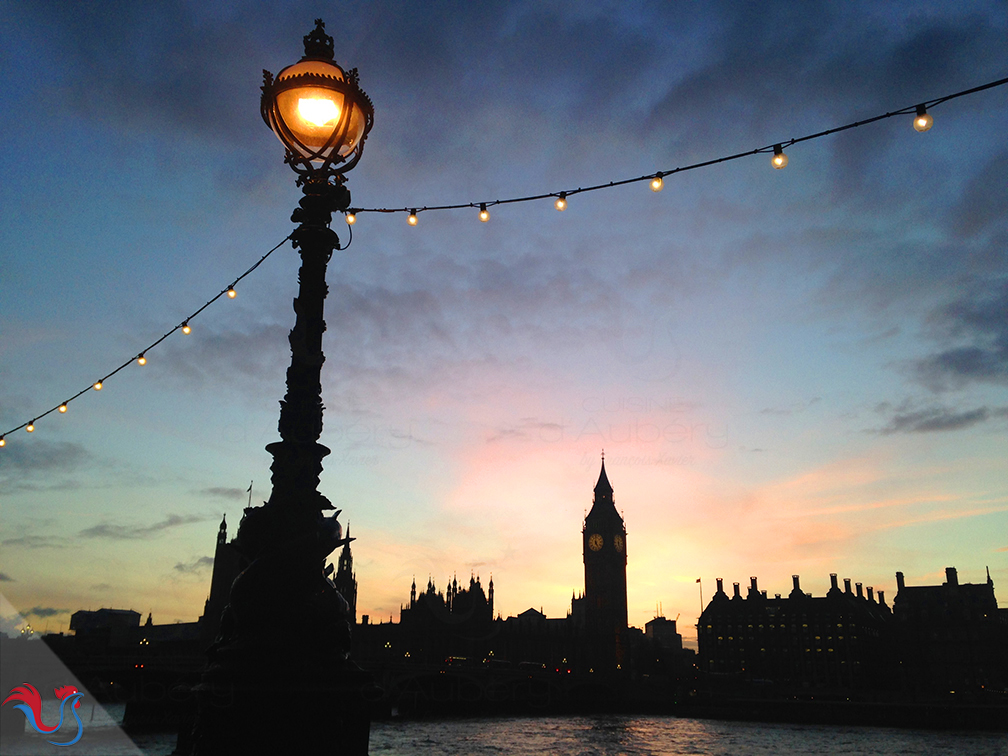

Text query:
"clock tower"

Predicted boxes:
[[582, 454, 628, 670]]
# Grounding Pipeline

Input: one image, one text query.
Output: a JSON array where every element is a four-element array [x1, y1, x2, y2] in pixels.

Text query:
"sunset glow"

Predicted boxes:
[[0, 3, 1005, 648]]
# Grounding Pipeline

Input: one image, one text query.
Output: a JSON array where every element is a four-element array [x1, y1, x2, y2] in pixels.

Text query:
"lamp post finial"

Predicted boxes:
[[304, 19, 334, 60]]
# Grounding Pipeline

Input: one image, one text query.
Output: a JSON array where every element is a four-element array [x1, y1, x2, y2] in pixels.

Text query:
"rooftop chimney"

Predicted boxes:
[[733, 582, 741, 599], [716, 578, 724, 594], [793, 575, 801, 591], [856, 582, 863, 599], [844, 578, 852, 594], [751, 577, 758, 592], [867, 586, 874, 602], [877, 590, 885, 606], [830, 574, 839, 591], [945, 567, 958, 586], [896, 571, 905, 591]]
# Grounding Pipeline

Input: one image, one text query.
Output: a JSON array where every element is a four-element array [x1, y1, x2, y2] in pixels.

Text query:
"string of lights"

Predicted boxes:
[[2, 76, 1007, 447], [344, 76, 1008, 224], [0, 234, 292, 446]]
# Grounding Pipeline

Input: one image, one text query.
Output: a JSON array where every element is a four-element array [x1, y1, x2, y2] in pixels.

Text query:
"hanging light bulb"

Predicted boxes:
[[913, 104, 933, 133], [227, 285, 237, 299], [26, 421, 35, 433], [182, 321, 191, 335], [479, 203, 489, 222], [94, 381, 103, 391], [555, 192, 567, 211], [650, 173, 664, 192], [0, 436, 5, 447], [771, 144, 788, 169], [137, 353, 147, 366], [59, 403, 68, 413], [346, 212, 357, 225], [407, 209, 418, 226]]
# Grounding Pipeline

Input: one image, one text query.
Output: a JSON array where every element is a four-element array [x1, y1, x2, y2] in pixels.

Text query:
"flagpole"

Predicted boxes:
[[247, 480, 253, 509], [697, 577, 703, 615]]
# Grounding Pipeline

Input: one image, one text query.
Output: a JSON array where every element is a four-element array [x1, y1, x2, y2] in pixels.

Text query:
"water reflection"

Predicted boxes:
[[368, 716, 1008, 756]]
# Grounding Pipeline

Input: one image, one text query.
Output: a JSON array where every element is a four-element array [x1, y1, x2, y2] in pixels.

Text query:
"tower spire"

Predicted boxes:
[[594, 451, 613, 500]]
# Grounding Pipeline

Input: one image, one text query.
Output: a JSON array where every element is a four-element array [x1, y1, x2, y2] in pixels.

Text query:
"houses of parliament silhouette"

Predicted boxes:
[[40, 456, 1008, 722]]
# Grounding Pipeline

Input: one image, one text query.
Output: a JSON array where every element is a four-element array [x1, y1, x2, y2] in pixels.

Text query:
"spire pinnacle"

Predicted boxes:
[[594, 453, 613, 497]]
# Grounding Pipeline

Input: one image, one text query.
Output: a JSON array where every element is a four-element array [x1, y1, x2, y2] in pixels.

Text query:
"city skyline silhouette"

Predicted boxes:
[[2, 2, 1007, 659]]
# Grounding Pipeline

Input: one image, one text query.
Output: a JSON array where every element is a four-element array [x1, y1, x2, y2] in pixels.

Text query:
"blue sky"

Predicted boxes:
[[1, 1, 1006, 645]]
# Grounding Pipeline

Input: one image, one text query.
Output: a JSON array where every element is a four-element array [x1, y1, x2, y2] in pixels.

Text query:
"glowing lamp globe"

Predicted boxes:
[[261, 19, 374, 176]]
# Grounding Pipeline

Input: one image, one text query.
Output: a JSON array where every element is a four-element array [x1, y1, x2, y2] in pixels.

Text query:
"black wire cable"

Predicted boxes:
[[346, 76, 1008, 218], [1, 234, 292, 441], [342, 219, 353, 250]]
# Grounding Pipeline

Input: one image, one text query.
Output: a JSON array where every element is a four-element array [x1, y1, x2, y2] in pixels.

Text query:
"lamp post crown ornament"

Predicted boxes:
[[304, 18, 335, 60]]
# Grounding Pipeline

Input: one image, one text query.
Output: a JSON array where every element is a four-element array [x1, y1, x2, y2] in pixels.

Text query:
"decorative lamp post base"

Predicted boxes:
[[186, 653, 374, 754]]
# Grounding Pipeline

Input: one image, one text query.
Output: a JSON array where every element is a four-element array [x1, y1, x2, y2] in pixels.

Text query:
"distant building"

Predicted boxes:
[[199, 514, 242, 647], [697, 574, 894, 693], [645, 616, 683, 654], [355, 457, 665, 680], [391, 572, 495, 664], [69, 608, 141, 649], [893, 566, 1007, 696], [334, 525, 358, 625], [582, 455, 629, 672], [67, 606, 200, 653]]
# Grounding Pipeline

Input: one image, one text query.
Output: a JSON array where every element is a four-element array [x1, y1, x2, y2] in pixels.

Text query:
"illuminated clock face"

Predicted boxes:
[[588, 533, 603, 551], [613, 535, 624, 553]]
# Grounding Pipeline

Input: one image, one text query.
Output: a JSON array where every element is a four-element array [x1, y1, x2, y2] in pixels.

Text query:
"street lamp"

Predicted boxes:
[[261, 20, 373, 179], [185, 20, 374, 756]]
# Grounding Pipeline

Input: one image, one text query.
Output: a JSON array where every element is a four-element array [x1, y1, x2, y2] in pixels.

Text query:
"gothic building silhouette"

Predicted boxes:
[[581, 455, 629, 670], [199, 514, 241, 648], [33, 460, 1008, 723], [334, 525, 358, 625], [351, 456, 685, 687]]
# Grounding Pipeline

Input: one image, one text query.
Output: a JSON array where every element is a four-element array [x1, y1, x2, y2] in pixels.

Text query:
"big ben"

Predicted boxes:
[[582, 454, 628, 670]]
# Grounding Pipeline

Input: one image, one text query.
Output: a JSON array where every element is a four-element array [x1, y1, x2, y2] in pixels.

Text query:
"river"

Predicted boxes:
[[2, 711, 1006, 755]]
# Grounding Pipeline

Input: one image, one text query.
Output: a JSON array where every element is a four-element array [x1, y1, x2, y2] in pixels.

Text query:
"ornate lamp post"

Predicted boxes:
[[185, 20, 374, 755]]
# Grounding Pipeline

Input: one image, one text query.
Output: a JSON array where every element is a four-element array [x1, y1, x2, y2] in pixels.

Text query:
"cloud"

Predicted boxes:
[[174, 556, 214, 574], [949, 150, 1008, 238], [200, 486, 248, 501], [0, 573, 13, 582], [913, 280, 1008, 390], [12, 1, 272, 151], [79, 513, 205, 540], [487, 419, 566, 444], [156, 323, 289, 393], [758, 399, 819, 417], [1, 535, 66, 550], [0, 439, 96, 495], [644, 7, 1004, 158], [0, 440, 92, 475], [26, 606, 67, 619], [880, 405, 1007, 435]]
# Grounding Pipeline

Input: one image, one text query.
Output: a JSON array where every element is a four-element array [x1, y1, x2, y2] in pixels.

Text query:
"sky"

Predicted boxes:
[[1, 1, 1006, 649]]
